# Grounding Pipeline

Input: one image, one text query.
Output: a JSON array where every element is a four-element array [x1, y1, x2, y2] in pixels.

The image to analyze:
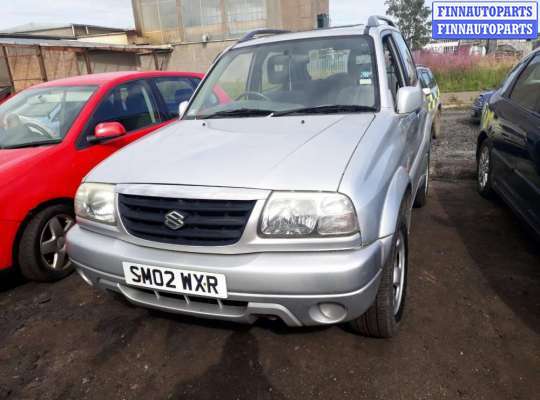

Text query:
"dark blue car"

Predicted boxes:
[[477, 49, 540, 238], [471, 90, 494, 121]]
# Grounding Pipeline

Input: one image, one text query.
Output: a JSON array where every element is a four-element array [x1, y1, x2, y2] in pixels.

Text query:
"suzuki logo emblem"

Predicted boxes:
[[164, 211, 185, 230]]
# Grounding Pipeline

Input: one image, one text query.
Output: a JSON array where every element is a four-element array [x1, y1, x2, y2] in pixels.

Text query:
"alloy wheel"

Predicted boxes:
[[392, 231, 406, 315], [39, 214, 74, 271], [478, 145, 490, 189]]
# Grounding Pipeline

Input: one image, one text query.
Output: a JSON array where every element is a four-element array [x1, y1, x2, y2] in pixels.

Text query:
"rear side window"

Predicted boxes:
[[419, 71, 430, 88], [420, 71, 433, 88], [154, 77, 199, 118], [510, 55, 540, 113], [427, 70, 437, 87], [392, 33, 418, 86], [83, 80, 160, 144]]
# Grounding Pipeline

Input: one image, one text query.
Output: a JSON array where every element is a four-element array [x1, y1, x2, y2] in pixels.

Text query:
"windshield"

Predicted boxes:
[[185, 36, 378, 119], [0, 86, 97, 149]]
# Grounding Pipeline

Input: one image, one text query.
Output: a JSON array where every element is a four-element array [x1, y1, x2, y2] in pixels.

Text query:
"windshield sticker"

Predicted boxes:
[[359, 79, 372, 85]]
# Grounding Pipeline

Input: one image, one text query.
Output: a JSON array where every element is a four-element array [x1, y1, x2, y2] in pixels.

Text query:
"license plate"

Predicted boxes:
[[122, 262, 227, 299]]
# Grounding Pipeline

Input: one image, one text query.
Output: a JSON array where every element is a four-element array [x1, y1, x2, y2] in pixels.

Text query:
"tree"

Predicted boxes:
[[385, 0, 432, 50]]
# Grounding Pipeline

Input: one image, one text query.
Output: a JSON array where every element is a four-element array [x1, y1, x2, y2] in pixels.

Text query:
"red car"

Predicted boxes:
[[0, 71, 205, 281]]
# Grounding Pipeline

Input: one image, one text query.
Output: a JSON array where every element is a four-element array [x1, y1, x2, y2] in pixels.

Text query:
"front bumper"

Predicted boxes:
[[67, 225, 392, 327], [471, 108, 482, 119]]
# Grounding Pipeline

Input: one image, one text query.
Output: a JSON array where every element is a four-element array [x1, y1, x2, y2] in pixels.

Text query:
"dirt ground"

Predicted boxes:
[[1, 112, 539, 400]]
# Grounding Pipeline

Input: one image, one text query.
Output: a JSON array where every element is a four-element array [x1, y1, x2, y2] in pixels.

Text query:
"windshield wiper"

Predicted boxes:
[[199, 108, 274, 119], [1, 139, 62, 149], [271, 105, 377, 117]]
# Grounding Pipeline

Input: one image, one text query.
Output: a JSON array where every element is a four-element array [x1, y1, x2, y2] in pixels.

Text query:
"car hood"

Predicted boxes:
[[87, 114, 375, 191]]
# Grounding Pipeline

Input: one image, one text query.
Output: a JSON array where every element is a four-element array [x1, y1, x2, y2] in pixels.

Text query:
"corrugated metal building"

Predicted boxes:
[[132, 0, 329, 70]]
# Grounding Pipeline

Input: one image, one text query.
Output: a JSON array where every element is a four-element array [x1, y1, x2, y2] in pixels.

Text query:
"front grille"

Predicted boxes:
[[118, 193, 256, 246], [135, 287, 247, 308]]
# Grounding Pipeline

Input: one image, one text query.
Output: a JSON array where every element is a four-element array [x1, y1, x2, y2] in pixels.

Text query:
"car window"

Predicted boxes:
[[0, 86, 96, 149], [154, 77, 198, 118], [419, 71, 429, 89], [84, 80, 160, 143], [392, 33, 418, 86], [427, 70, 437, 87], [383, 35, 404, 105], [510, 55, 540, 113], [185, 36, 377, 119], [216, 52, 254, 100], [261, 51, 287, 93], [501, 59, 527, 96], [420, 71, 434, 89]]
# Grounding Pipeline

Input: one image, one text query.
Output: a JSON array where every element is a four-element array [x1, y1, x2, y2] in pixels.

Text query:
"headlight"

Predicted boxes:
[[260, 192, 359, 238], [74, 183, 116, 224]]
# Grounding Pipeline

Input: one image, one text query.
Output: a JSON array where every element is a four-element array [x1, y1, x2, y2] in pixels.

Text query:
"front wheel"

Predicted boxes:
[[349, 209, 408, 338], [17, 204, 75, 282]]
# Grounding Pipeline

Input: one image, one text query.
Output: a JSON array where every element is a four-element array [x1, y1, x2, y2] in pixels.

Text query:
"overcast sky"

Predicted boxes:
[[0, 0, 393, 31]]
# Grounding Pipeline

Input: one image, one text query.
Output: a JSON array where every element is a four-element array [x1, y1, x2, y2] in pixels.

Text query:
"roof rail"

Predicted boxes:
[[366, 15, 397, 28], [237, 29, 290, 44]]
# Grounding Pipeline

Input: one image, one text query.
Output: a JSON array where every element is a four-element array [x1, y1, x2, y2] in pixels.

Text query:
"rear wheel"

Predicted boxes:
[[477, 140, 495, 199], [349, 206, 408, 338], [17, 204, 75, 282]]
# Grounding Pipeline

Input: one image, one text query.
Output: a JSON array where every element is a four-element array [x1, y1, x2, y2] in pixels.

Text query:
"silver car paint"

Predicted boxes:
[[67, 23, 431, 326], [86, 114, 375, 192]]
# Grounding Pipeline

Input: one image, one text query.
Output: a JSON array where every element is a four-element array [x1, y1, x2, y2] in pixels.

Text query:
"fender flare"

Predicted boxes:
[[378, 167, 412, 238]]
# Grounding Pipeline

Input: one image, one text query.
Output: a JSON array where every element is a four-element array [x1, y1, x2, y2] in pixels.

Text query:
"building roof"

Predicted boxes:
[[0, 36, 171, 53], [0, 22, 128, 35]]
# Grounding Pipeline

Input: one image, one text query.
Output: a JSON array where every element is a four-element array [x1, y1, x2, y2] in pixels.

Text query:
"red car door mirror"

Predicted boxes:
[[89, 122, 127, 143]]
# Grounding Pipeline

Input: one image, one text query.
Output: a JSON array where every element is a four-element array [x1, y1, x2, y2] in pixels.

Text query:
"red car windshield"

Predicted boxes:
[[0, 86, 97, 149]]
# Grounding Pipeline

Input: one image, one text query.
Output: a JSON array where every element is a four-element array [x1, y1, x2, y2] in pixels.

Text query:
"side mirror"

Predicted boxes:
[[422, 87, 431, 96], [396, 86, 423, 114], [179, 101, 189, 119], [88, 122, 126, 143]]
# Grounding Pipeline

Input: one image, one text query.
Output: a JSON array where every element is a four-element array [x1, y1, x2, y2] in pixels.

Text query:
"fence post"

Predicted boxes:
[[1, 46, 15, 92], [83, 49, 92, 74], [153, 51, 159, 70], [36, 46, 48, 82]]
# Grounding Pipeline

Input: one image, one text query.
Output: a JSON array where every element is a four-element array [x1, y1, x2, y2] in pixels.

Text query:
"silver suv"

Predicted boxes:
[[67, 16, 431, 338]]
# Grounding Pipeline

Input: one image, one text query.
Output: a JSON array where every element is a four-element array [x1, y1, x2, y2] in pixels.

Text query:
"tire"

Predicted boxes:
[[413, 153, 430, 208], [432, 109, 441, 139], [349, 205, 409, 338], [477, 140, 495, 199], [17, 204, 75, 282]]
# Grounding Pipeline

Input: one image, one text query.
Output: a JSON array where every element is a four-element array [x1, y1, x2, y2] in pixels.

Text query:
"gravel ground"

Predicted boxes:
[[431, 109, 479, 180], [1, 111, 538, 400]]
